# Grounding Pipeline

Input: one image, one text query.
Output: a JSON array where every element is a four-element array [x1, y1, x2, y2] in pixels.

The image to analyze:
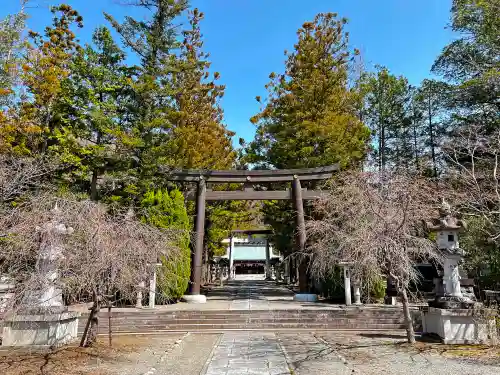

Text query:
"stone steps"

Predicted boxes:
[[77, 307, 418, 333], [78, 323, 407, 333]]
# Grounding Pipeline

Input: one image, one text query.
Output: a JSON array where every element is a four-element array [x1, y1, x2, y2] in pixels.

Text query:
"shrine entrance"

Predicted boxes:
[[168, 165, 338, 302]]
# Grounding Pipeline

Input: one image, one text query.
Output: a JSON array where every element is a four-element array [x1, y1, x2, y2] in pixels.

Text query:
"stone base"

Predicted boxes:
[[181, 294, 207, 304], [2, 311, 81, 347], [293, 293, 318, 302], [385, 296, 397, 305], [422, 307, 497, 345], [429, 296, 476, 309]]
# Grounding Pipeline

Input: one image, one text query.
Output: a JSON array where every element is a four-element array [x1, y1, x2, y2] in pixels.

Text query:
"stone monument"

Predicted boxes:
[[2, 204, 81, 347], [422, 199, 497, 344]]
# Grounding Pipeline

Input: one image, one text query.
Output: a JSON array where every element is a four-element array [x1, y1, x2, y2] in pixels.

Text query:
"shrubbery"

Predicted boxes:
[[142, 189, 191, 302]]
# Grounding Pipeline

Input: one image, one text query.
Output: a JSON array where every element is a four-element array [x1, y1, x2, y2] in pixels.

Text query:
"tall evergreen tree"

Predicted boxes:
[[21, 4, 84, 154], [0, 1, 27, 109], [432, 0, 499, 135], [245, 13, 370, 289], [0, 2, 28, 153], [166, 8, 235, 170], [248, 13, 369, 170], [360, 66, 414, 171], [414, 79, 450, 176], [57, 27, 133, 200], [105, 0, 189, 196], [434, 0, 500, 277]]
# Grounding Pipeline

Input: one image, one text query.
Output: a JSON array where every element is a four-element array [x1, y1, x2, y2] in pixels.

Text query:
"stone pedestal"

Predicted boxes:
[[422, 307, 497, 344], [353, 285, 362, 305], [2, 312, 80, 347], [136, 281, 145, 308], [293, 293, 318, 302], [182, 294, 207, 304]]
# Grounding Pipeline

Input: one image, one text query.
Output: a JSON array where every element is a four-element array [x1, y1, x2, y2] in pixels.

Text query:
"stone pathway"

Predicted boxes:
[[203, 332, 291, 375]]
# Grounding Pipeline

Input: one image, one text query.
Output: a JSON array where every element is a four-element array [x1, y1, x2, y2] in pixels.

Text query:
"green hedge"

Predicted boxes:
[[142, 189, 191, 302]]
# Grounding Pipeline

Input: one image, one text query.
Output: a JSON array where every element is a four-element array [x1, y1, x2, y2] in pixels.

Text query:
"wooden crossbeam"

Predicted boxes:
[[168, 164, 338, 183], [185, 189, 327, 201]]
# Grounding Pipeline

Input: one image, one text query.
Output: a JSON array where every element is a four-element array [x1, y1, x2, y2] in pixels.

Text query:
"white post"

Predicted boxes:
[[136, 281, 145, 308], [229, 235, 235, 280], [265, 239, 271, 280], [149, 266, 158, 309], [284, 258, 290, 283], [353, 284, 362, 305], [343, 266, 352, 306]]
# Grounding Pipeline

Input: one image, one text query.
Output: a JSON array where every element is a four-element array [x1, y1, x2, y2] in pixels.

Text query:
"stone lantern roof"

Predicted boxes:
[[424, 198, 466, 232], [424, 199, 467, 256]]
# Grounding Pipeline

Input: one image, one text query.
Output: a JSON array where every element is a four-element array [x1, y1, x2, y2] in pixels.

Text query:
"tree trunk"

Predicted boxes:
[[401, 289, 416, 344], [428, 92, 437, 177], [90, 169, 99, 201], [85, 292, 100, 347], [412, 114, 420, 171]]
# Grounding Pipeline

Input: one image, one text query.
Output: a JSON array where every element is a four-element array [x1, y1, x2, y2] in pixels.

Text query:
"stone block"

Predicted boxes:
[[2, 311, 80, 347], [181, 294, 207, 303], [422, 307, 497, 345], [293, 293, 318, 302]]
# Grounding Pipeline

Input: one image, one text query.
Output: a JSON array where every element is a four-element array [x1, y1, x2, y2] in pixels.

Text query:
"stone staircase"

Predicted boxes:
[[78, 307, 420, 334]]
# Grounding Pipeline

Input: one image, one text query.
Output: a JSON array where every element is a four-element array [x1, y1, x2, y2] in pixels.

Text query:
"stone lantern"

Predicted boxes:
[[2, 204, 81, 347], [424, 199, 471, 307], [422, 199, 497, 344]]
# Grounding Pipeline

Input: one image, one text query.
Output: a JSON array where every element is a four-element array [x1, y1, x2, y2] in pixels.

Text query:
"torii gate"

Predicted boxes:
[[168, 165, 338, 303]]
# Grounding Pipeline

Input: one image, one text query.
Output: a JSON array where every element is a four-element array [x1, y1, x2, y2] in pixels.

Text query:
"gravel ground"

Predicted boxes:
[[81, 333, 220, 375], [2, 331, 499, 375], [0, 333, 218, 375], [278, 331, 500, 375], [155, 333, 220, 375], [81, 334, 189, 375]]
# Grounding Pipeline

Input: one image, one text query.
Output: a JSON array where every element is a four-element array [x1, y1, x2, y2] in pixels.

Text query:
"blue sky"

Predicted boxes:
[[2, 0, 454, 145]]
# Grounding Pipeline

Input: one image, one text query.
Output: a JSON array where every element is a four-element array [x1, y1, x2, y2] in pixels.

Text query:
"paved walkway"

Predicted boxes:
[[209, 275, 295, 311], [204, 332, 290, 375], [69, 274, 419, 313]]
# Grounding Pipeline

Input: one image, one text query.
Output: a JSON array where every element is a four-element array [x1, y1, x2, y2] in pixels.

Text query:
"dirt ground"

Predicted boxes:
[[0, 334, 185, 375]]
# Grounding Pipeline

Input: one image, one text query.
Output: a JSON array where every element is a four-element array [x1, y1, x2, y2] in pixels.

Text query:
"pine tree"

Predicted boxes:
[[56, 27, 133, 200], [0, 2, 29, 154], [245, 13, 370, 289], [105, 0, 189, 196], [360, 66, 415, 171], [432, 0, 499, 135], [0, 1, 27, 109], [20, 4, 84, 154], [248, 13, 369, 170], [165, 8, 236, 170], [414, 79, 450, 176]]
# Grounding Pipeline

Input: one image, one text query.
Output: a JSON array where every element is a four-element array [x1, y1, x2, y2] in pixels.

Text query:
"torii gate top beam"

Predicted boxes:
[[168, 164, 338, 183]]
